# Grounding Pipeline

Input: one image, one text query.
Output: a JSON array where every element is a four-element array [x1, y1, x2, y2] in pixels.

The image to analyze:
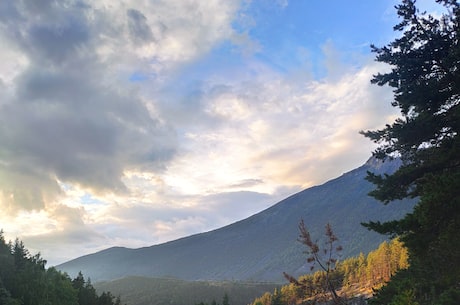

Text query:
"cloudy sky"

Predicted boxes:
[[0, 0, 443, 266]]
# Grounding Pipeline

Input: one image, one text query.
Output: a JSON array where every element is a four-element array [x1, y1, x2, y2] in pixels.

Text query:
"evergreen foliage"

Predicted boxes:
[[0, 231, 123, 305], [249, 239, 409, 305], [194, 293, 231, 305], [360, 0, 460, 304]]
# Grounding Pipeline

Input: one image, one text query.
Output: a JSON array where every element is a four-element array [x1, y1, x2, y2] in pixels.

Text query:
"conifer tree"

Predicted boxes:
[[361, 0, 460, 303], [0, 233, 123, 305], [222, 293, 230, 305]]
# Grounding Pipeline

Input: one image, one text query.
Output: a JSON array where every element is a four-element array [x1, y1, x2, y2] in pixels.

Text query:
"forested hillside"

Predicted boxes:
[[249, 239, 408, 305], [95, 277, 278, 305], [0, 231, 122, 305]]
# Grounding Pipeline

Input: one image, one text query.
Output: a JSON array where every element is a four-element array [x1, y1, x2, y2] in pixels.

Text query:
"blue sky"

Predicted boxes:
[[0, 0, 442, 265]]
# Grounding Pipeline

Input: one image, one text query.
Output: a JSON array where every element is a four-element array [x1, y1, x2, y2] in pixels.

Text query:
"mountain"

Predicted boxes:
[[57, 157, 414, 283]]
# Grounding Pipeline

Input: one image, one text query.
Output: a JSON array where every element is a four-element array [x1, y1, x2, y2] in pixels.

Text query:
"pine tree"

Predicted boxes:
[[0, 233, 122, 305], [361, 0, 460, 303], [270, 289, 283, 305], [222, 293, 230, 305]]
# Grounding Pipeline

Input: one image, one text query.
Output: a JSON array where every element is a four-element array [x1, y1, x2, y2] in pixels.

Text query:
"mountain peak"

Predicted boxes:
[[365, 156, 402, 174]]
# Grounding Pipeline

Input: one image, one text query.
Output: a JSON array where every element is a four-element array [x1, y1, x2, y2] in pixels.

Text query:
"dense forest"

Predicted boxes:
[[249, 238, 408, 305], [0, 231, 123, 305]]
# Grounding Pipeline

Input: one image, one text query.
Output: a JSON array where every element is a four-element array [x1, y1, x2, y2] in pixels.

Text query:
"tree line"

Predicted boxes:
[[249, 238, 408, 305], [0, 231, 123, 305], [194, 293, 230, 305]]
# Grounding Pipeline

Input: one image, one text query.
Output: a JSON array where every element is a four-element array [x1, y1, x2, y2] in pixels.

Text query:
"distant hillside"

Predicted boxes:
[[58, 157, 414, 283], [95, 277, 279, 305]]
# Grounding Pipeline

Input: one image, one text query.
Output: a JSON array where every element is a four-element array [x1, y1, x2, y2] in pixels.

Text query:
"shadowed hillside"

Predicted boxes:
[[95, 277, 279, 305], [58, 157, 414, 283]]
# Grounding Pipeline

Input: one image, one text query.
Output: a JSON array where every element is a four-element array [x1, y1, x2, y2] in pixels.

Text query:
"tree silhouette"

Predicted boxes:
[[361, 0, 460, 303], [284, 220, 344, 304]]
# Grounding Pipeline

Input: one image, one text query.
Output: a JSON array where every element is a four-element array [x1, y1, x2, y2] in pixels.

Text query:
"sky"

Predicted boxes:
[[0, 0, 444, 266]]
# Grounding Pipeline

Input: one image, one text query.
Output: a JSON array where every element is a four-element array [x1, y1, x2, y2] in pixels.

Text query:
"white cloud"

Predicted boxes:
[[0, 1, 401, 266], [160, 51, 395, 195], [0, 0, 242, 212]]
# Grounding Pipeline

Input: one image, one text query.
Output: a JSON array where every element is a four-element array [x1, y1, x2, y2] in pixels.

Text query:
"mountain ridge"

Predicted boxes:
[[57, 157, 414, 283]]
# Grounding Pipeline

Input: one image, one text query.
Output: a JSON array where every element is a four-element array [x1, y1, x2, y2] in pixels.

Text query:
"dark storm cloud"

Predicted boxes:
[[0, 1, 177, 210]]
